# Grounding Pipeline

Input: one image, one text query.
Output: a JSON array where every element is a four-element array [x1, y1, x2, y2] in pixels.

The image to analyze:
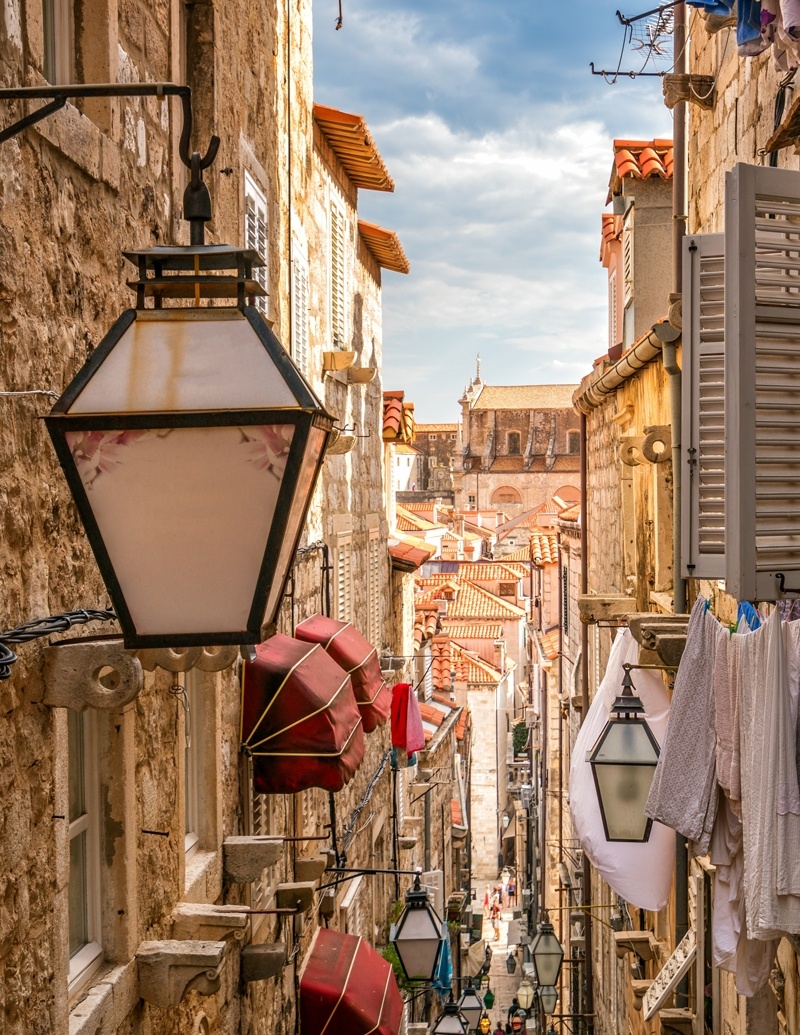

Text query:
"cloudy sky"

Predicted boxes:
[[312, 0, 672, 422]]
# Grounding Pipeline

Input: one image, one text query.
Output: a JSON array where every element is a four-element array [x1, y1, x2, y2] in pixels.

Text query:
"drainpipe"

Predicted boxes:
[[579, 412, 595, 1035], [670, 1, 690, 984]]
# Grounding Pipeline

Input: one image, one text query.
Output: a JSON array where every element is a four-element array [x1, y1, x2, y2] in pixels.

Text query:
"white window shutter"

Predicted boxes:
[[609, 268, 618, 348], [726, 163, 800, 601], [623, 220, 634, 306], [681, 233, 725, 578], [244, 173, 269, 316], [291, 236, 310, 377], [330, 199, 347, 347]]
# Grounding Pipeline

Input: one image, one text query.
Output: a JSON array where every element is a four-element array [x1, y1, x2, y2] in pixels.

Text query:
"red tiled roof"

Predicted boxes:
[[608, 138, 673, 201], [314, 104, 394, 192], [389, 534, 436, 571], [452, 797, 463, 827], [397, 505, 443, 533], [446, 582, 526, 620], [383, 391, 415, 443], [448, 641, 503, 683], [539, 628, 560, 661], [413, 608, 439, 649], [441, 623, 504, 641], [359, 220, 410, 274], [490, 456, 526, 473], [457, 562, 527, 581], [416, 423, 459, 433], [559, 504, 580, 522]]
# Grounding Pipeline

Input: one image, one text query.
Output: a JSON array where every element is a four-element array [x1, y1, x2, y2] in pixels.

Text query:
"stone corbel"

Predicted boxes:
[[241, 943, 287, 982], [627, 613, 690, 668], [578, 594, 635, 624], [172, 903, 249, 943], [275, 881, 316, 913], [662, 73, 715, 110], [398, 835, 418, 850], [642, 425, 671, 464], [42, 639, 143, 710], [631, 978, 654, 1011], [614, 930, 660, 961], [136, 939, 226, 1009], [294, 855, 329, 883], [619, 435, 646, 467], [137, 645, 239, 673], [223, 836, 283, 883], [658, 1010, 695, 1035]]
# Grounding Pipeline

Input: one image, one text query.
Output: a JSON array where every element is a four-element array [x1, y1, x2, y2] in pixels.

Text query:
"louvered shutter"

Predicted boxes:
[[609, 268, 619, 347], [623, 220, 634, 306], [244, 173, 269, 316], [330, 200, 347, 347], [291, 236, 310, 376], [367, 530, 381, 646], [335, 534, 353, 621], [681, 233, 725, 578], [726, 163, 800, 601]]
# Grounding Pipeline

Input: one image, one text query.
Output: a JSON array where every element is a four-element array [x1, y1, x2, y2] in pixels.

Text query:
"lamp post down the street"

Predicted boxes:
[[390, 873, 445, 983], [588, 663, 660, 842]]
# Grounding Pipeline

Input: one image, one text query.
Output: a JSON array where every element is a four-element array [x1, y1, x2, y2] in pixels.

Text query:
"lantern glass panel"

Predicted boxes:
[[67, 312, 298, 413], [530, 928, 563, 987], [64, 423, 293, 636], [392, 909, 442, 982], [458, 987, 484, 1029], [516, 981, 535, 1011], [593, 718, 659, 765], [538, 986, 558, 1015], [433, 1006, 468, 1035], [590, 717, 659, 842]]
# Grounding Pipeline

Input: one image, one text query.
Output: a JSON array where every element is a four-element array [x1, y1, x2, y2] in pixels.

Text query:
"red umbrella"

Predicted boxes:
[[295, 614, 391, 733], [300, 928, 403, 1035], [241, 633, 364, 794]]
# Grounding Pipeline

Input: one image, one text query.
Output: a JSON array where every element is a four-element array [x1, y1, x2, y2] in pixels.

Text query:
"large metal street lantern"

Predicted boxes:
[[432, 1000, 469, 1035], [588, 663, 660, 842], [457, 981, 484, 1030], [530, 922, 564, 987], [45, 245, 334, 650], [390, 874, 443, 982], [537, 986, 558, 1016], [516, 980, 535, 1012]]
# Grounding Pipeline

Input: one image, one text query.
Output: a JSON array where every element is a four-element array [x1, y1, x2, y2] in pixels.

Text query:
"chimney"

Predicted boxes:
[[494, 639, 506, 672]]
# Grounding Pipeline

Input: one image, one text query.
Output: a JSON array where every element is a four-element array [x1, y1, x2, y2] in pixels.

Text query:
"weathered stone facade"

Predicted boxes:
[[0, 1, 419, 1032]]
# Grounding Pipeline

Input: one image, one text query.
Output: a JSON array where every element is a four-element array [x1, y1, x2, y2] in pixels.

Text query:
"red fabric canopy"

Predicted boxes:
[[300, 928, 403, 1035], [295, 614, 390, 733], [240, 633, 364, 794]]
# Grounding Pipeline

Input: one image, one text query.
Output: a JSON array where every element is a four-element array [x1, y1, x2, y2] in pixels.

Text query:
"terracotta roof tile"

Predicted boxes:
[[608, 138, 673, 201], [490, 456, 526, 473], [559, 503, 580, 522], [415, 423, 459, 434], [452, 797, 463, 827], [314, 103, 394, 191], [413, 608, 440, 648], [472, 384, 579, 410], [446, 582, 527, 620], [359, 220, 410, 274], [457, 563, 527, 581], [396, 505, 443, 533], [441, 623, 504, 641], [538, 628, 560, 661], [389, 534, 436, 571], [447, 641, 503, 683]]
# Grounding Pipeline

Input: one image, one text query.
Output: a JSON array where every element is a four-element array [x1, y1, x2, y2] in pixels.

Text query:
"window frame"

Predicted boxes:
[[43, 0, 74, 84], [244, 171, 270, 318]]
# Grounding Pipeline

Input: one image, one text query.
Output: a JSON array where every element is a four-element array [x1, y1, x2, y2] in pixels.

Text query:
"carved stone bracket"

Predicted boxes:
[[42, 639, 143, 710], [223, 836, 283, 883], [642, 425, 671, 464], [659, 1009, 695, 1035], [241, 943, 287, 982], [294, 855, 330, 883], [578, 594, 635, 624], [136, 939, 226, 1009], [172, 903, 249, 943], [137, 645, 238, 673], [398, 835, 418, 850], [663, 73, 715, 110], [619, 435, 646, 467], [275, 881, 315, 913], [627, 613, 690, 668], [631, 978, 653, 1011], [614, 930, 660, 961]]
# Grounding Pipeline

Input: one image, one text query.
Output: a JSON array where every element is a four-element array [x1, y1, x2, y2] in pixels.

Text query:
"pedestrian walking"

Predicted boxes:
[[484, 884, 491, 916], [506, 875, 516, 907], [491, 901, 501, 941]]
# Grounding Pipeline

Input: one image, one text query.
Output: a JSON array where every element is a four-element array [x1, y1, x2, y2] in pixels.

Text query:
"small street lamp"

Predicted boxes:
[[588, 663, 660, 842], [505, 952, 517, 974], [516, 980, 535, 1013], [482, 988, 496, 1011], [457, 981, 484, 1030], [432, 999, 469, 1035], [529, 921, 564, 987], [537, 985, 559, 1016], [390, 874, 443, 982], [478, 1016, 491, 1034]]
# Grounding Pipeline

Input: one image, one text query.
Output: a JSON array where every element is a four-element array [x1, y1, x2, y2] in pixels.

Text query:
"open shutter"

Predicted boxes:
[[726, 163, 800, 601], [244, 173, 269, 316], [291, 235, 310, 377], [330, 199, 347, 347], [681, 233, 725, 578]]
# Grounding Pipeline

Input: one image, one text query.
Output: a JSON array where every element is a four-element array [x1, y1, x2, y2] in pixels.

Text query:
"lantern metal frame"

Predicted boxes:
[[389, 873, 444, 984], [529, 921, 564, 987], [516, 979, 535, 1012], [431, 998, 469, 1035], [537, 985, 559, 1016], [587, 663, 661, 843], [45, 297, 333, 649], [505, 952, 517, 974], [456, 980, 484, 1031]]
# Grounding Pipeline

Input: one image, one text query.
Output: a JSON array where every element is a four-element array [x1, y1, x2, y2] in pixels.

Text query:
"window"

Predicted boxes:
[[184, 673, 200, 860], [291, 231, 310, 376], [244, 172, 269, 317], [468, 495, 476, 506], [330, 194, 347, 347], [429, 434, 437, 441], [450, 434, 457, 440], [499, 583, 516, 598], [335, 531, 353, 622], [507, 432, 521, 455], [367, 528, 382, 647], [43, 0, 73, 83], [567, 430, 580, 455], [68, 710, 102, 992]]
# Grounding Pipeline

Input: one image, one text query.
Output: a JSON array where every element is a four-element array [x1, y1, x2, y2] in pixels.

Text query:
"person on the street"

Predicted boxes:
[[493, 1024, 504, 1035], [484, 884, 491, 916], [507, 998, 520, 1023], [490, 901, 501, 941], [506, 875, 516, 907]]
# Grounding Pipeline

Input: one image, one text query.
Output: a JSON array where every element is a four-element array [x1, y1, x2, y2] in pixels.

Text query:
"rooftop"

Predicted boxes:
[[314, 104, 394, 192], [383, 393, 415, 443], [471, 384, 579, 411], [416, 423, 460, 433], [358, 220, 410, 274], [608, 138, 673, 201]]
